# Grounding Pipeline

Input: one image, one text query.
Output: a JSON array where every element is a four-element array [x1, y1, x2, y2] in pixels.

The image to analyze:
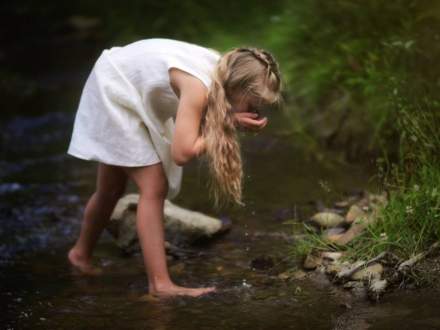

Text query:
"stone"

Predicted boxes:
[[106, 194, 231, 252], [321, 251, 343, 263], [369, 278, 387, 293], [322, 227, 346, 242], [325, 264, 343, 276], [278, 271, 291, 280], [310, 212, 345, 228], [334, 214, 376, 245], [345, 205, 367, 224], [292, 270, 307, 280], [368, 279, 388, 301], [334, 195, 360, 209], [303, 254, 322, 270], [351, 263, 383, 281]]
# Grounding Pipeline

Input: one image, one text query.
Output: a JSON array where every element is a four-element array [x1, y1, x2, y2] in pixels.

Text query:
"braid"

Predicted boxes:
[[236, 47, 281, 89]]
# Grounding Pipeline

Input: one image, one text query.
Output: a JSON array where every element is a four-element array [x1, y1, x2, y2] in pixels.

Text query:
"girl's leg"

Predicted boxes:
[[124, 163, 216, 297], [68, 163, 128, 274]]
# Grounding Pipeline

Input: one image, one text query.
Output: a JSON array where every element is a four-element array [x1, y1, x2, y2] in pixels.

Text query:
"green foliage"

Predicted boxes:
[[265, 0, 440, 153], [281, 1, 440, 262], [348, 164, 440, 260]]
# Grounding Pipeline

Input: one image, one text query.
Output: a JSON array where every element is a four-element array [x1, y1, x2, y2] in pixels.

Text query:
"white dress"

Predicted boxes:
[[67, 38, 221, 199]]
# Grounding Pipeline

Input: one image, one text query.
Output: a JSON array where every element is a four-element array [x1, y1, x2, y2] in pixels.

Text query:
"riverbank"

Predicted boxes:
[[290, 187, 440, 302]]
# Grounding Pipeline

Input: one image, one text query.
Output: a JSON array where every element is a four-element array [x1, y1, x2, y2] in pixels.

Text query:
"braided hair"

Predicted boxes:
[[201, 46, 283, 207]]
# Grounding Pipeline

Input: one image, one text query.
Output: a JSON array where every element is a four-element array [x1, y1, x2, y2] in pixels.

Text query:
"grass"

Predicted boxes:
[[291, 108, 440, 263], [276, 1, 440, 266]]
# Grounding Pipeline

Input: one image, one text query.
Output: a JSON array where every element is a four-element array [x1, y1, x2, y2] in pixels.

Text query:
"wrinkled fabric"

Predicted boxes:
[[68, 38, 220, 199]]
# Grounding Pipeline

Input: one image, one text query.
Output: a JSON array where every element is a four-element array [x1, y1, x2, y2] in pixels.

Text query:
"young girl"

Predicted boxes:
[[67, 38, 282, 297]]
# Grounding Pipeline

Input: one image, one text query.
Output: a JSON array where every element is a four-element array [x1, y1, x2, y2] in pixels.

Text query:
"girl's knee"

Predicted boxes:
[[139, 180, 168, 200], [95, 186, 125, 203], [127, 163, 169, 200]]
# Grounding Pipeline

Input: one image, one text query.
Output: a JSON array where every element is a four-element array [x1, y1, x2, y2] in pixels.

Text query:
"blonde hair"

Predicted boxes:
[[201, 47, 283, 207]]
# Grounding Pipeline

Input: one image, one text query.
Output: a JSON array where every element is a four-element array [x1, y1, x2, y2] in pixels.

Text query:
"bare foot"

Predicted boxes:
[[68, 248, 103, 276], [149, 283, 217, 298]]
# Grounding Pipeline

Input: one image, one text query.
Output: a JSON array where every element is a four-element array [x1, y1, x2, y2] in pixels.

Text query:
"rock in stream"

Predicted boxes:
[[106, 194, 231, 253]]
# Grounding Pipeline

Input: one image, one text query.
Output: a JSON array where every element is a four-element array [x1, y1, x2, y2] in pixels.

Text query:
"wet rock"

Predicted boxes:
[[325, 263, 343, 276], [368, 279, 388, 301], [321, 251, 343, 263], [334, 195, 360, 209], [303, 253, 322, 270], [334, 214, 376, 245], [345, 205, 366, 224], [351, 263, 383, 281], [292, 270, 307, 280], [278, 271, 290, 280], [310, 212, 345, 228], [107, 194, 231, 252], [336, 260, 366, 280], [278, 270, 306, 280], [322, 227, 346, 242], [250, 256, 274, 271]]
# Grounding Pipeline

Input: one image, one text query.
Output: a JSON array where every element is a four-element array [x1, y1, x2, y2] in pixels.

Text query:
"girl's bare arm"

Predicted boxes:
[[169, 68, 208, 166]]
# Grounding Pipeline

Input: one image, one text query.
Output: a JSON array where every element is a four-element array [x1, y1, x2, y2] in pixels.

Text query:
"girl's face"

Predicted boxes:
[[229, 94, 258, 114]]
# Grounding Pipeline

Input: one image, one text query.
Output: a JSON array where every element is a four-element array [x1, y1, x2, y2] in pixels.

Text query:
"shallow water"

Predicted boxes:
[[2, 44, 440, 330]]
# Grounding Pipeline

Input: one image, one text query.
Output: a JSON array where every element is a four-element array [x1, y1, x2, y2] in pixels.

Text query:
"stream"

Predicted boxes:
[[2, 40, 440, 330]]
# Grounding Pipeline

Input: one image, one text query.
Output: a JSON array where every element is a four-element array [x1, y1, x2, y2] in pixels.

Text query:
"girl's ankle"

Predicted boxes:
[[69, 246, 91, 262], [148, 278, 176, 292]]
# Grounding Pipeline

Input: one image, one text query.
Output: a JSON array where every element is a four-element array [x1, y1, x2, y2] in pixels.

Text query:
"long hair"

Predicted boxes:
[[201, 47, 283, 207]]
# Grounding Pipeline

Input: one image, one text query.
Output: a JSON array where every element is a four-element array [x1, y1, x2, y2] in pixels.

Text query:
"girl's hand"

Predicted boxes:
[[233, 112, 268, 131]]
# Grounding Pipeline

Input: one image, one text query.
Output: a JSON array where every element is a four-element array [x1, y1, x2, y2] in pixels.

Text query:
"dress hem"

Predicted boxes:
[[67, 150, 162, 168]]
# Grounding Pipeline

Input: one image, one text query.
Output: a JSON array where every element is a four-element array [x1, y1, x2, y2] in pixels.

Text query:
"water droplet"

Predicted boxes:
[[242, 278, 251, 288]]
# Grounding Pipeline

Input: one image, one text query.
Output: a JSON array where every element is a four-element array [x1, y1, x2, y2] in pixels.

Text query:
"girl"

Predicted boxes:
[[67, 38, 282, 297]]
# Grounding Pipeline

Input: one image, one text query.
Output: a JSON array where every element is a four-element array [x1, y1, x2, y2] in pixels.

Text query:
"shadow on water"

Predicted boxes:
[[2, 42, 440, 330]]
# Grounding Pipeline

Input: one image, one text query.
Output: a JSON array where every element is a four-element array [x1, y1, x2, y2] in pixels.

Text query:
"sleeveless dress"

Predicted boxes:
[[67, 38, 221, 199]]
